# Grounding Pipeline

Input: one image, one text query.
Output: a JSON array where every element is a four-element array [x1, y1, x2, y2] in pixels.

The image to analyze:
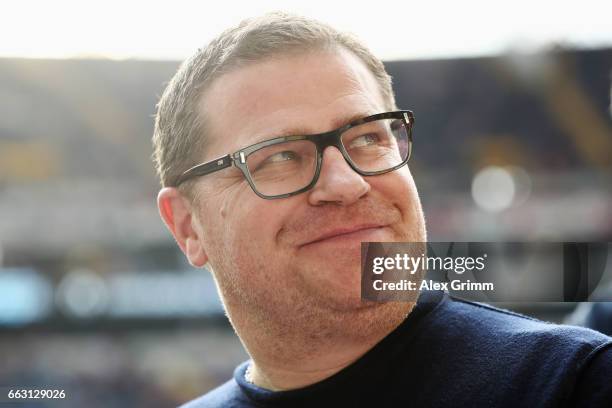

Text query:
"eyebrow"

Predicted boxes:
[[252, 111, 375, 143]]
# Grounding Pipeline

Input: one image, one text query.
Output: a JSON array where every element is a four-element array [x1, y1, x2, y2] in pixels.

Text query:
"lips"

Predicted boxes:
[[298, 224, 387, 248]]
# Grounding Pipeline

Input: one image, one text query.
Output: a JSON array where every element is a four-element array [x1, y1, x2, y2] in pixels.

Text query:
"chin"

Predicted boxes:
[[322, 300, 414, 341], [300, 266, 363, 309]]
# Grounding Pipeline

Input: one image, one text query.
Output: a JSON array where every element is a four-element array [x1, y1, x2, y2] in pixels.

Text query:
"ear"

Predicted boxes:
[[157, 187, 209, 268]]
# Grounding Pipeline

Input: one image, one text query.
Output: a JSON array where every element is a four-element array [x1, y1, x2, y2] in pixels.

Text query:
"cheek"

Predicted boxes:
[[211, 203, 298, 304], [372, 167, 419, 206], [213, 197, 289, 265], [370, 168, 425, 237]]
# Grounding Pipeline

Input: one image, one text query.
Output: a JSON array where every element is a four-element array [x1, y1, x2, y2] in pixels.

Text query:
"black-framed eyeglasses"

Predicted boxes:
[[173, 110, 415, 199]]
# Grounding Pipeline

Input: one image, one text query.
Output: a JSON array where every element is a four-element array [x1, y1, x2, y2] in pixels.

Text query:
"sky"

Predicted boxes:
[[2, 0, 611, 61]]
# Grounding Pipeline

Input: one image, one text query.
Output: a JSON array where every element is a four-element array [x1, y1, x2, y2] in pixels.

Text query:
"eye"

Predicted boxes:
[[349, 133, 380, 148], [266, 150, 297, 163], [252, 150, 299, 172]]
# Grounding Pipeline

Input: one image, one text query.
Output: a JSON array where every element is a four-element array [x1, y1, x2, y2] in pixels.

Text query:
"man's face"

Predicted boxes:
[[190, 48, 426, 335]]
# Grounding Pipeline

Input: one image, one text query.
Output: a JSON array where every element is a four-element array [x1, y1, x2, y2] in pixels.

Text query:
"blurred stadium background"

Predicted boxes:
[[1, 45, 611, 405]]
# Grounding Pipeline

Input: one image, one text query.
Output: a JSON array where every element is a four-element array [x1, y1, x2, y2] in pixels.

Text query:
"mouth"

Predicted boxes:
[[298, 224, 388, 249]]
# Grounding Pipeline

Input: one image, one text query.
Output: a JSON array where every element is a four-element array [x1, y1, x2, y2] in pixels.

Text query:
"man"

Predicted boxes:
[[153, 13, 612, 407]]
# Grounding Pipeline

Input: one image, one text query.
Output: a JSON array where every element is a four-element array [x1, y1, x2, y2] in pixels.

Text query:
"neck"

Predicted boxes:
[[247, 332, 382, 390], [231, 302, 413, 390]]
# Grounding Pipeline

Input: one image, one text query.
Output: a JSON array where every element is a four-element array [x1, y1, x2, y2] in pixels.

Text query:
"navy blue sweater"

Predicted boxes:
[[182, 291, 612, 407]]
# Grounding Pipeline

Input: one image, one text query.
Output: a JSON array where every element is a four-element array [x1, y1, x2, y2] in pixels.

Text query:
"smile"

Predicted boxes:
[[299, 225, 388, 248]]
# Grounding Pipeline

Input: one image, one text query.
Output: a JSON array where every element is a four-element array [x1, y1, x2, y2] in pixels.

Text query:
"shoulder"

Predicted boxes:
[[423, 294, 612, 380], [439, 294, 612, 348], [410, 294, 612, 405], [179, 379, 250, 408]]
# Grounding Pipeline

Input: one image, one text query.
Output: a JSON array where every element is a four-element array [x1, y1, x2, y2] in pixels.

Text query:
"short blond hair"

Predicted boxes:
[[152, 12, 396, 193]]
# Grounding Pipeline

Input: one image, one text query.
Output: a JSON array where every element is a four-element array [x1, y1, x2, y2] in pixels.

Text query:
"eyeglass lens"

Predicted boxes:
[[245, 118, 409, 197]]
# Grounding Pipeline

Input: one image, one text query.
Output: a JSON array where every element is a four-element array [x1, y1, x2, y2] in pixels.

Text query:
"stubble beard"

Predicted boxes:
[[211, 193, 427, 362], [214, 238, 418, 364]]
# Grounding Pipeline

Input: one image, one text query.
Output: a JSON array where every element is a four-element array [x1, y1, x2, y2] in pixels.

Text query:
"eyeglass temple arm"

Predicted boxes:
[[175, 154, 233, 186]]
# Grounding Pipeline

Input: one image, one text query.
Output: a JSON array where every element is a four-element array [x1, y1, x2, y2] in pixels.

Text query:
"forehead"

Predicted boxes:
[[199, 48, 387, 159]]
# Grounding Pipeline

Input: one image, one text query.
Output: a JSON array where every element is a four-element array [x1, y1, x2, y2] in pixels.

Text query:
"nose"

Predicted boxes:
[[307, 146, 370, 206]]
